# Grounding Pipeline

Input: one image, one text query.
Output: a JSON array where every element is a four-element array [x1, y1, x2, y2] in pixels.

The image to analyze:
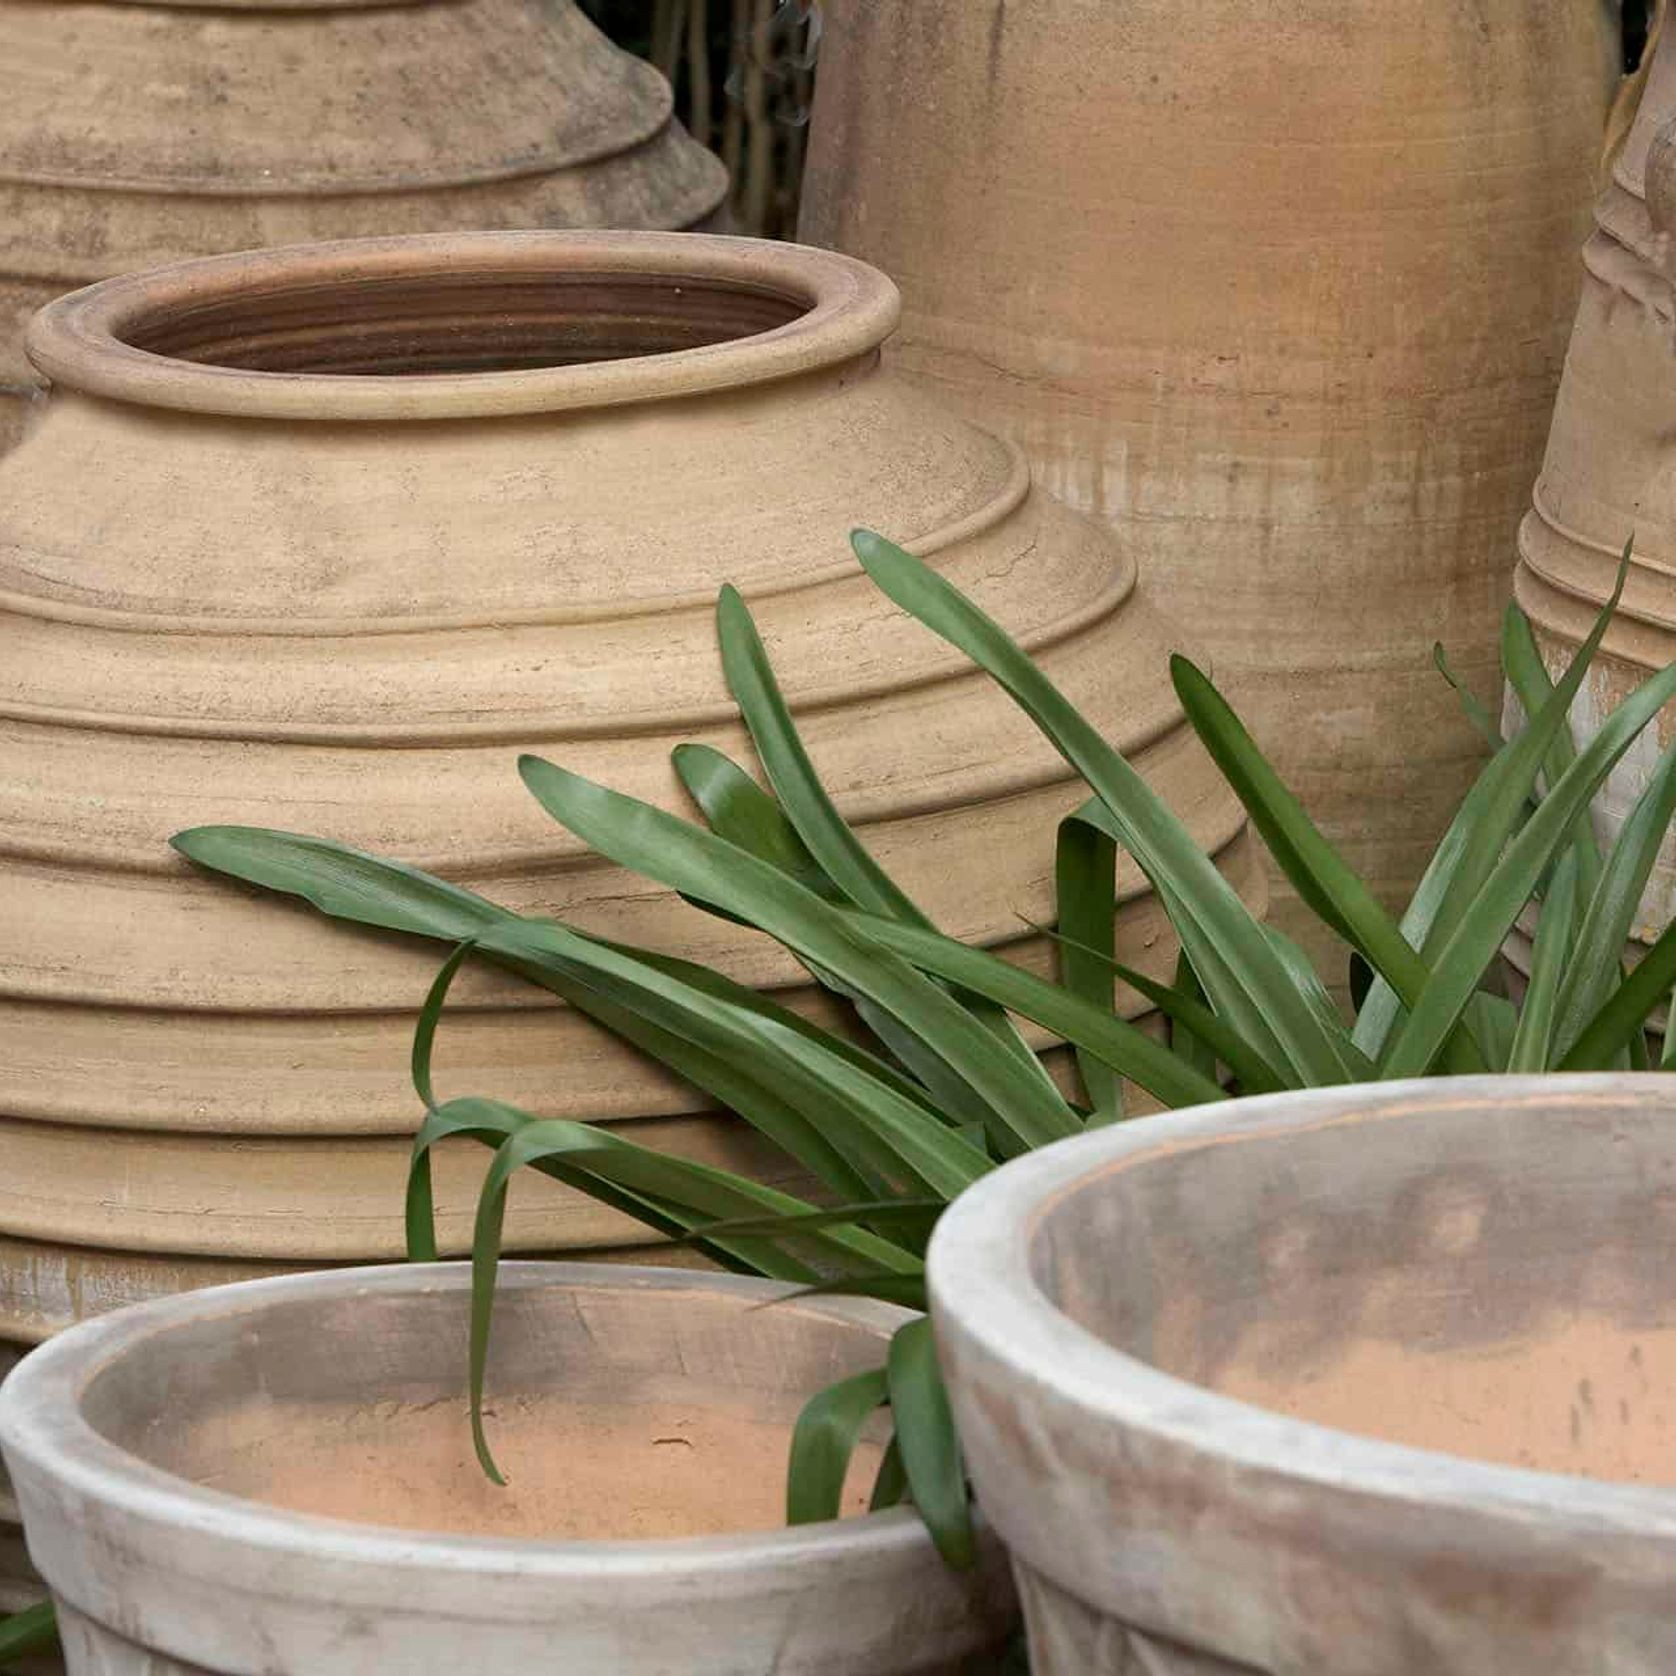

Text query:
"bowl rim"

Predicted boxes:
[[927, 1072, 1676, 1542], [24, 232, 900, 424]]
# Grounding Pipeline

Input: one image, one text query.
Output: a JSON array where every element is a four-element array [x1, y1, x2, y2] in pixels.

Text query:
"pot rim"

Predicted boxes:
[[24, 232, 901, 423], [0, 1259, 946, 1575], [928, 1073, 1676, 1541]]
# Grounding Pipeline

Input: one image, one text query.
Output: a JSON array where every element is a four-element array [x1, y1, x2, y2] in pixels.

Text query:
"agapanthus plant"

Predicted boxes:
[[175, 535, 1676, 1567]]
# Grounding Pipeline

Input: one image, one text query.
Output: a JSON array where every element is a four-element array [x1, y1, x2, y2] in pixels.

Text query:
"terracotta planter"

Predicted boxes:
[[1513, 40, 1676, 981], [0, 0, 726, 449], [799, 0, 1617, 995], [0, 229, 1259, 1340], [0, 1262, 1017, 1673], [930, 1075, 1676, 1673]]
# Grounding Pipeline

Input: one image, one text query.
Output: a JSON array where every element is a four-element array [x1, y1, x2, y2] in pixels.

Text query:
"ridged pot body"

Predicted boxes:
[[0, 0, 727, 448], [0, 1262, 1017, 1673], [0, 231, 1258, 1341], [799, 0, 1617, 992], [1514, 33, 1676, 975], [930, 1075, 1676, 1674]]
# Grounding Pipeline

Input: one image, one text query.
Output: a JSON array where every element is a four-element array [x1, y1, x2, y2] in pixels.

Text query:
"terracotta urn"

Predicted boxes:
[[0, 1262, 1017, 1672], [0, 230, 1259, 1342], [930, 1075, 1676, 1674], [1513, 36, 1676, 982], [798, 0, 1618, 997], [0, 0, 726, 449]]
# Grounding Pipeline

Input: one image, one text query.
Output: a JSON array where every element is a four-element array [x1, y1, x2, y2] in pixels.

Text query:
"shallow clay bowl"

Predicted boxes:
[[0, 1262, 1014, 1674]]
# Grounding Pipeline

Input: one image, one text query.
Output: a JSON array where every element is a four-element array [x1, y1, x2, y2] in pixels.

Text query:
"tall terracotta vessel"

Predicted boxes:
[[0, 0, 727, 450], [799, 0, 1617, 993], [1513, 42, 1676, 974], [0, 231, 1259, 1346]]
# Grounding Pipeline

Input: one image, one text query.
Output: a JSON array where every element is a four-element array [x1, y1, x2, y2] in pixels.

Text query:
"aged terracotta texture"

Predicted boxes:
[[799, 0, 1618, 991], [0, 1263, 1017, 1672], [930, 1075, 1676, 1675], [0, 231, 1259, 1339], [1514, 39, 1676, 977], [0, 0, 727, 449]]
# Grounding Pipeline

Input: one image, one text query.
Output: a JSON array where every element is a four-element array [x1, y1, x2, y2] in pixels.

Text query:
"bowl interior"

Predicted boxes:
[[77, 1274, 887, 1540], [1030, 1086, 1676, 1482], [120, 268, 809, 377]]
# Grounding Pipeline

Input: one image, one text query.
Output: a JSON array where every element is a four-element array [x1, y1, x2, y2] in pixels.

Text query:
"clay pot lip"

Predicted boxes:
[[0, 1261, 949, 1573], [929, 1074, 1676, 1542], [25, 231, 902, 423]]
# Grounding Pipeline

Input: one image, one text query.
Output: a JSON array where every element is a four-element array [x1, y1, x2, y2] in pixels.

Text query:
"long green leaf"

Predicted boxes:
[[1171, 652, 1431, 1011], [1506, 853, 1578, 1072], [846, 914, 1228, 1109], [787, 1367, 890, 1525], [850, 529, 1360, 1088], [1554, 736, 1676, 1060], [1383, 650, 1676, 1078], [717, 586, 1066, 1103], [516, 756, 1083, 1154], [0, 1604, 57, 1663], [886, 1316, 972, 1568], [1560, 918, 1676, 1069], [1056, 812, 1123, 1120]]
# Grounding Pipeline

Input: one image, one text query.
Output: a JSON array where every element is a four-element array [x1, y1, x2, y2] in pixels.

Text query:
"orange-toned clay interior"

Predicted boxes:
[[119, 270, 809, 377], [1210, 1316, 1676, 1485], [136, 1394, 883, 1540]]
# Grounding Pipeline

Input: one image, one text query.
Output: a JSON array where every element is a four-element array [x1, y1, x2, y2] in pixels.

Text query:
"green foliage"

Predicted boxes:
[[175, 533, 1676, 1570], [0, 1602, 57, 1666]]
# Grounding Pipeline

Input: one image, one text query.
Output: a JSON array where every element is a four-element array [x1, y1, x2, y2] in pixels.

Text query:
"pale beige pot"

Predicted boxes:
[[1513, 35, 1676, 982], [0, 1262, 1017, 1673], [799, 0, 1618, 997], [0, 0, 726, 449], [931, 1075, 1676, 1673], [0, 229, 1259, 1341]]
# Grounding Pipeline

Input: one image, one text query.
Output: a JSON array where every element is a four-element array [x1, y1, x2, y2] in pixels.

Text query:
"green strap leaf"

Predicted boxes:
[[886, 1316, 973, 1569], [851, 528, 1361, 1088], [1171, 652, 1432, 1012], [516, 755, 1083, 1155], [1507, 853, 1578, 1072], [1553, 736, 1676, 1060], [1055, 813, 1123, 1120], [787, 1367, 890, 1525], [1560, 918, 1676, 1070], [0, 1604, 58, 1664], [846, 914, 1228, 1109]]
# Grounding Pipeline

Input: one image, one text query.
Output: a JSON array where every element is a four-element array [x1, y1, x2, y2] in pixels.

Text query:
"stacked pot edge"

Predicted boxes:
[[1514, 31, 1676, 975], [0, 230, 1260, 1345], [0, 0, 727, 449], [799, 0, 1618, 998]]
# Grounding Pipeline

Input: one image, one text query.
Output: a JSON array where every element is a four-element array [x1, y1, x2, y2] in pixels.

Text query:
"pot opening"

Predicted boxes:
[[118, 269, 812, 378]]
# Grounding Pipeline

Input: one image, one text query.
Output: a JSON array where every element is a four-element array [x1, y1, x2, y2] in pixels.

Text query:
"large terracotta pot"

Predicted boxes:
[[0, 1262, 1017, 1672], [0, 230, 1259, 1341], [930, 1075, 1676, 1674], [799, 0, 1618, 995], [1513, 38, 1676, 978], [0, 0, 726, 449]]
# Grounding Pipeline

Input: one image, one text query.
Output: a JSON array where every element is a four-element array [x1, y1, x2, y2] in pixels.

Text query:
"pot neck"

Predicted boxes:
[[25, 232, 901, 425]]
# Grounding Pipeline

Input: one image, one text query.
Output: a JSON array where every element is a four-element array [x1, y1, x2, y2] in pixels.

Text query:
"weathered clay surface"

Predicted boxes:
[[0, 0, 726, 447], [799, 0, 1617, 992], [931, 1076, 1676, 1674], [0, 230, 1258, 1335], [0, 1263, 1017, 1673], [1516, 33, 1676, 965]]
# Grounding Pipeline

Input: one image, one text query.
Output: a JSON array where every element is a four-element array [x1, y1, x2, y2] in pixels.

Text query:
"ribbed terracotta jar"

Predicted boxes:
[[0, 230, 1259, 1344], [1513, 40, 1676, 978], [0, 0, 726, 450], [799, 0, 1617, 996]]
